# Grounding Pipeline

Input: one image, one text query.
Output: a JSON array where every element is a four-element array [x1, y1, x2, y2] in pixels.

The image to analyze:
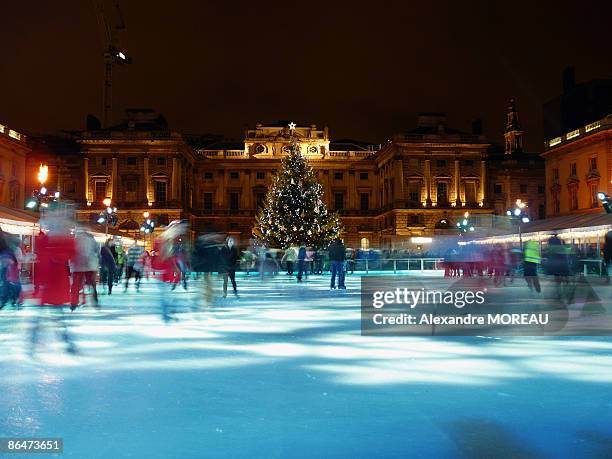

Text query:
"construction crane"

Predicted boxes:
[[92, 0, 131, 128]]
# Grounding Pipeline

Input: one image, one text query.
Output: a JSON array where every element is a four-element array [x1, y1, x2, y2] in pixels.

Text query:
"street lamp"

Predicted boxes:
[[456, 211, 475, 234], [506, 199, 530, 249], [140, 211, 155, 248], [26, 164, 60, 212], [597, 192, 612, 214], [97, 198, 118, 238]]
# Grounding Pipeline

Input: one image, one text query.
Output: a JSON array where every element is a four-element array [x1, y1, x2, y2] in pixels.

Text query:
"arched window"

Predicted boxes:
[[360, 237, 370, 250]]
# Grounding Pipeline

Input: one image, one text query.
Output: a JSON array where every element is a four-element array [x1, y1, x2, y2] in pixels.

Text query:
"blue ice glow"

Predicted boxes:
[[0, 274, 611, 458]]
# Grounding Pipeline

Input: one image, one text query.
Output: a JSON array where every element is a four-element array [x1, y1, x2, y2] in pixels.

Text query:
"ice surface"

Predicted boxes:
[[0, 273, 611, 458]]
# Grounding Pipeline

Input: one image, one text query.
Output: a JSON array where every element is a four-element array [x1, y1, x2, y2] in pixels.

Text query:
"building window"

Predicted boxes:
[[464, 160, 474, 167], [408, 214, 422, 226], [436, 160, 447, 168], [256, 192, 266, 209], [436, 182, 448, 204], [590, 183, 599, 208], [127, 156, 137, 166], [229, 192, 240, 210], [553, 168, 559, 181], [334, 192, 344, 210], [156, 157, 167, 166], [256, 171, 265, 180], [203, 192, 213, 210], [125, 180, 137, 201], [408, 181, 421, 203], [538, 204, 545, 220], [100, 157, 108, 167], [66, 181, 76, 194], [360, 193, 369, 211], [494, 183, 503, 194], [360, 238, 370, 251], [204, 171, 213, 180], [590, 157, 597, 171], [334, 172, 343, 180], [538, 184, 545, 194], [154, 180, 167, 203], [569, 187, 578, 211], [570, 162, 577, 176], [465, 182, 477, 204], [359, 172, 369, 180], [94, 181, 107, 202], [520, 184, 527, 194], [229, 171, 239, 180]]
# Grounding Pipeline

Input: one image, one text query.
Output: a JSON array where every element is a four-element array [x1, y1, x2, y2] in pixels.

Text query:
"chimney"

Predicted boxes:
[[563, 66, 575, 93], [471, 119, 483, 135]]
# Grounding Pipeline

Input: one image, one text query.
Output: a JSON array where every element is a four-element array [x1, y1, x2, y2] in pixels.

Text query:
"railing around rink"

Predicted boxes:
[[349, 258, 445, 274]]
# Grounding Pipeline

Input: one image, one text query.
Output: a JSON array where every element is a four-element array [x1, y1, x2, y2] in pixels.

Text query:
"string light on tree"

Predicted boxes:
[[252, 123, 342, 248]]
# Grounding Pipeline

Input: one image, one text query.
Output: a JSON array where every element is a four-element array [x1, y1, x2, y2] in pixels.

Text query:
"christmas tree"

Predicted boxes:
[[253, 126, 342, 248]]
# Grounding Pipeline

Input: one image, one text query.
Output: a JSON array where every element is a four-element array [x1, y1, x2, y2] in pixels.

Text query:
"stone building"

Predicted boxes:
[[488, 100, 546, 221], [0, 122, 28, 211], [542, 114, 612, 216], [69, 109, 196, 230], [373, 113, 494, 247], [192, 122, 379, 248]]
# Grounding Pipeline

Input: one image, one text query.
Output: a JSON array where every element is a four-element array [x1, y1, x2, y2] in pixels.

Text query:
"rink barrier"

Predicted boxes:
[[351, 258, 445, 274]]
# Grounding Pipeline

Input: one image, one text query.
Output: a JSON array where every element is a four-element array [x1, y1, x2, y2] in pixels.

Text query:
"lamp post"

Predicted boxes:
[[456, 211, 475, 234], [597, 192, 612, 214], [26, 164, 61, 215], [97, 198, 118, 238], [140, 211, 155, 248], [506, 199, 530, 249]]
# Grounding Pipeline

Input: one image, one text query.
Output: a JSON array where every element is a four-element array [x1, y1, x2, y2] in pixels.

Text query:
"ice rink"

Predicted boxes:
[[1, 273, 612, 458]]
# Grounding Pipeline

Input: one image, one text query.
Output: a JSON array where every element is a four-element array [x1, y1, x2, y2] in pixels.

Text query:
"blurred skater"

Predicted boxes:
[[70, 230, 99, 310], [219, 236, 239, 298]]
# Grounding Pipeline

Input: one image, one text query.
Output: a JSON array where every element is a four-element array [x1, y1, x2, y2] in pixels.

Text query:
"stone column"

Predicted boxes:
[[171, 157, 178, 200], [480, 159, 486, 205], [348, 170, 356, 209], [143, 157, 150, 203], [111, 157, 117, 200], [454, 159, 461, 206], [395, 158, 404, 204], [425, 159, 432, 206], [506, 174, 512, 209], [83, 158, 89, 202]]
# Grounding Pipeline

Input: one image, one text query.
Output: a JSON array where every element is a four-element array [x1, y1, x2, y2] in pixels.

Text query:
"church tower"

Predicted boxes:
[[504, 99, 524, 154]]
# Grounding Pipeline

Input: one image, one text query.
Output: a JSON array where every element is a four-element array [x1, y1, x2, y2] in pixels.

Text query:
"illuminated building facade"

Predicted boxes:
[[542, 114, 612, 216], [488, 100, 546, 221], [0, 122, 28, 210]]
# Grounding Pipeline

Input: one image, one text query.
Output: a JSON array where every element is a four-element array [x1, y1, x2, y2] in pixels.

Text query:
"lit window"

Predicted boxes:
[[585, 121, 601, 132], [549, 137, 562, 147], [566, 129, 580, 140]]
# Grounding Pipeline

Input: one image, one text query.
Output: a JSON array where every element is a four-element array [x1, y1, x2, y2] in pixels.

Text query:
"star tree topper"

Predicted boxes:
[[288, 122, 296, 131]]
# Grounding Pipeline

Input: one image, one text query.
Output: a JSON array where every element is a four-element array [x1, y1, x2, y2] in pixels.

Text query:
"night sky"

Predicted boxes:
[[3, 0, 612, 151]]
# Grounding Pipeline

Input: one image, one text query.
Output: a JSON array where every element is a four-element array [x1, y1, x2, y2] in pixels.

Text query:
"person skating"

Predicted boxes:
[[219, 236, 239, 298], [124, 241, 145, 292], [192, 233, 221, 306], [70, 230, 100, 310], [329, 238, 346, 289], [297, 245, 307, 282], [100, 240, 117, 295], [603, 230, 612, 284], [282, 245, 298, 276], [523, 240, 541, 293]]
